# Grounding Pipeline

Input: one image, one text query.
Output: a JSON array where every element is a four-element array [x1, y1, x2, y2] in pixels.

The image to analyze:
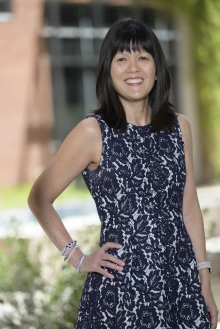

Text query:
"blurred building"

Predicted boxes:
[[0, 0, 53, 186], [0, 0, 202, 186]]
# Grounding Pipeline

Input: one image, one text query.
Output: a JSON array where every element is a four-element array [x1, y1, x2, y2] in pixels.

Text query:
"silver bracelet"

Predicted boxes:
[[61, 240, 77, 260], [197, 261, 212, 273], [77, 254, 87, 273], [66, 244, 79, 263]]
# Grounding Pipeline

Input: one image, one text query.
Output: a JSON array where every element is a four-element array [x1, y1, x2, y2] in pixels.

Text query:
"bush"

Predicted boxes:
[[0, 218, 44, 293], [0, 221, 100, 329]]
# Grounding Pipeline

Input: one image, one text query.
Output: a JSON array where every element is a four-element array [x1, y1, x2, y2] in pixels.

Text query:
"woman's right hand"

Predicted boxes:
[[80, 242, 125, 279]]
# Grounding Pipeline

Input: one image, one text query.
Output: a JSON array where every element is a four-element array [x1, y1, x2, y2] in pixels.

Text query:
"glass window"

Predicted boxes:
[[60, 3, 78, 27], [59, 3, 103, 28], [141, 8, 156, 28], [103, 5, 133, 27], [64, 67, 83, 112], [0, 0, 10, 12], [93, 39, 102, 56], [62, 38, 81, 57], [43, 0, 179, 142], [64, 66, 97, 123]]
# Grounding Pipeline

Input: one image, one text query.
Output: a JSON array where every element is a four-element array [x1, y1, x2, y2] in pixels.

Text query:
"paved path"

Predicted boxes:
[[197, 184, 220, 208], [0, 184, 219, 239]]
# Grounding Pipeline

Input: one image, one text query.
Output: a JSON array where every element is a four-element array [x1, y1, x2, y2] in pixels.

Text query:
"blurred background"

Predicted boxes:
[[0, 0, 220, 328]]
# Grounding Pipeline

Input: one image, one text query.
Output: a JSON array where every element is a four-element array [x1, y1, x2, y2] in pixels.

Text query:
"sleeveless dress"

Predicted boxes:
[[76, 114, 211, 329]]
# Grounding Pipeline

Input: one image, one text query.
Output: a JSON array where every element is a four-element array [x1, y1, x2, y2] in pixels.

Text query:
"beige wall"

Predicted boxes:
[[0, 0, 53, 186]]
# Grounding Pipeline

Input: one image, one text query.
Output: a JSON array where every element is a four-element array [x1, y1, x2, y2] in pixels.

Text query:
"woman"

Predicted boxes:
[[28, 18, 218, 328]]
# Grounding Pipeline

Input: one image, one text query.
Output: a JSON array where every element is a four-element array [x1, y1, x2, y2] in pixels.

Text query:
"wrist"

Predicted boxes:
[[68, 249, 84, 269], [201, 282, 212, 292], [77, 253, 87, 273], [197, 261, 212, 273], [199, 268, 211, 288]]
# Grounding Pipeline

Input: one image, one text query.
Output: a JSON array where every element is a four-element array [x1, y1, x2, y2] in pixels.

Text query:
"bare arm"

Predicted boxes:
[[177, 113, 219, 327], [28, 117, 101, 269], [176, 114, 211, 288], [28, 117, 125, 279]]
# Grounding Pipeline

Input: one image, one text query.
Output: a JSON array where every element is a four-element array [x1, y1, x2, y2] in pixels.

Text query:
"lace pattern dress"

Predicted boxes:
[[76, 114, 211, 329]]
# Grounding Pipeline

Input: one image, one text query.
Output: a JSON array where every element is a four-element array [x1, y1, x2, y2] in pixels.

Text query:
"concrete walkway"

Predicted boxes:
[[0, 184, 219, 239], [197, 184, 220, 238], [197, 184, 220, 208]]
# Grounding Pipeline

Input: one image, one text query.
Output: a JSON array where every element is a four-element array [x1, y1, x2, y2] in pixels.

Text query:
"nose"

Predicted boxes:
[[126, 58, 140, 73]]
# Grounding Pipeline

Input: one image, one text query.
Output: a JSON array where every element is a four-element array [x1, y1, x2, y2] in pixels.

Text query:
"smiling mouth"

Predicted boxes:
[[125, 78, 144, 86], [125, 78, 143, 83]]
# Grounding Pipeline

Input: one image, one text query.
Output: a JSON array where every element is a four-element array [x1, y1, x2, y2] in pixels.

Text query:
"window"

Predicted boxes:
[[0, 0, 11, 12], [102, 6, 133, 27], [0, 0, 13, 22], [43, 1, 179, 145]]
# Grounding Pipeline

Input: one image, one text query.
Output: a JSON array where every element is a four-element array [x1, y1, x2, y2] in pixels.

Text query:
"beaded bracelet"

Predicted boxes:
[[77, 254, 87, 273], [197, 261, 212, 273], [61, 240, 77, 261], [66, 244, 79, 263]]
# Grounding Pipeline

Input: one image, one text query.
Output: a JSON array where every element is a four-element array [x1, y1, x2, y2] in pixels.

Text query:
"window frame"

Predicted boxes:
[[0, 0, 13, 22]]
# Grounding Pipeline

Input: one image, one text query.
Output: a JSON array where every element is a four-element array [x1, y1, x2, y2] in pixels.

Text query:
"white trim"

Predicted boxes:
[[0, 12, 13, 22], [41, 26, 181, 41]]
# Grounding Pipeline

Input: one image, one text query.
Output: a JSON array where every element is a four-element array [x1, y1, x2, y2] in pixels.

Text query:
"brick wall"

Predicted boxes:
[[0, 0, 54, 187]]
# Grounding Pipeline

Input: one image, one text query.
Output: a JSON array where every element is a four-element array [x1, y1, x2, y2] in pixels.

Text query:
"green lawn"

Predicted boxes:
[[0, 177, 90, 210]]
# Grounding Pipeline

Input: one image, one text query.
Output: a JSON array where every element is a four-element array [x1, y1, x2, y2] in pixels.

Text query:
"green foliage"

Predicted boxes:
[[156, 0, 220, 181], [0, 177, 90, 210], [207, 220, 218, 239], [47, 226, 100, 328], [0, 223, 100, 329], [0, 219, 44, 293], [0, 184, 33, 210], [1, 291, 55, 329]]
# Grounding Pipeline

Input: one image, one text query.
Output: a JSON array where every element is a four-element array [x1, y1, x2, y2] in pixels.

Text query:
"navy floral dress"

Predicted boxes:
[[76, 114, 211, 329]]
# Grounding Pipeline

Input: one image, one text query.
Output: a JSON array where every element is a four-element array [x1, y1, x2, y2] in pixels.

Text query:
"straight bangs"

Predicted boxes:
[[111, 25, 155, 61]]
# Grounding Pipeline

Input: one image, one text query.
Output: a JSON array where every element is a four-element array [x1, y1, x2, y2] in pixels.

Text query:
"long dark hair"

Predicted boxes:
[[94, 18, 176, 133]]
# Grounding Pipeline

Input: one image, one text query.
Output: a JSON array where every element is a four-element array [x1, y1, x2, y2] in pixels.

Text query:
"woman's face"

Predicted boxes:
[[110, 48, 157, 103]]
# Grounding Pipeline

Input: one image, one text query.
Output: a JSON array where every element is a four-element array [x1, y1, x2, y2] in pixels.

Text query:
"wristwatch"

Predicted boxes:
[[197, 261, 212, 273]]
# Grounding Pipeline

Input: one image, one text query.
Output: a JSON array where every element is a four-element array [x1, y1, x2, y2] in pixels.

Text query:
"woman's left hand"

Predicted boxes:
[[202, 285, 219, 329]]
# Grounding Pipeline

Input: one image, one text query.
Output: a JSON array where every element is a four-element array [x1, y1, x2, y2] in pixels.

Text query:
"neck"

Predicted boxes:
[[121, 99, 151, 126]]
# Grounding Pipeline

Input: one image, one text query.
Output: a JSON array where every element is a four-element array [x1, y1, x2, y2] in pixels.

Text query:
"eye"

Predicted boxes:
[[139, 56, 149, 60], [117, 57, 126, 62]]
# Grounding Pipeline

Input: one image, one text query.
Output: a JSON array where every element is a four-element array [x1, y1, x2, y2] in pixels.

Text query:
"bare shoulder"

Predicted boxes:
[[175, 112, 191, 132], [67, 116, 101, 143], [175, 112, 193, 154], [74, 116, 100, 134]]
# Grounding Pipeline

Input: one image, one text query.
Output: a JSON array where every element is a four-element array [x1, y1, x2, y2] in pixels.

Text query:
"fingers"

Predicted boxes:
[[95, 242, 125, 279], [101, 242, 123, 252], [103, 253, 125, 266], [210, 307, 219, 329], [98, 267, 115, 279], [80, 242, 125, 279], [101, 260, 124, 272], [211, 312, 218, 329], [101, 242, 125, 265]]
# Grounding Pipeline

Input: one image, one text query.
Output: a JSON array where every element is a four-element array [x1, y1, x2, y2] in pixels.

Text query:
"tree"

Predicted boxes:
[[156, 0, 220, 181]]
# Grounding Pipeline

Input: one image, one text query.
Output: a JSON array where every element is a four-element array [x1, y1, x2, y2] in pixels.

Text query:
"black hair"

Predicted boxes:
[[94, 18, 176, 133]]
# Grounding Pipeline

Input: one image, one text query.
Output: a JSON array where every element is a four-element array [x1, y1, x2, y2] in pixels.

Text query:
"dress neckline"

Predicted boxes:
[[126, 122, 152, 129]]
